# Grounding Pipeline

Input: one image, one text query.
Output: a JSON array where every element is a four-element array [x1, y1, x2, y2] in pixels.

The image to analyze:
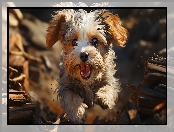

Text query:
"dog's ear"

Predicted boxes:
[[103, 11, 128, 47], [46, 10, 73, 49], [46, 11, 65, 49]]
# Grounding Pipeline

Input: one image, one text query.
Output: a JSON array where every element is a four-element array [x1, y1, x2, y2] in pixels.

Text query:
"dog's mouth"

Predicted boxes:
[[80, 63, 91, 79]]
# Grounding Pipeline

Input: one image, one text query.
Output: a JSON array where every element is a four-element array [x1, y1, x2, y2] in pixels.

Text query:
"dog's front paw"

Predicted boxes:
[[70, 103, 88, 124], [95, 86, 117, 110], [77, 103, 88, 121]]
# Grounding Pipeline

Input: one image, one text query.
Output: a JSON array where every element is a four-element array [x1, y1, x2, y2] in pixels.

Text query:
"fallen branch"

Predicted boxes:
[[9, 73, 26, 82], [10, 50, 42, 63], [9, 66, 18, 73]]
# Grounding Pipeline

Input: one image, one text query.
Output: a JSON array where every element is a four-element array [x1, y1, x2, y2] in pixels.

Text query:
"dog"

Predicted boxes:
[[46, 9, 128, 123]]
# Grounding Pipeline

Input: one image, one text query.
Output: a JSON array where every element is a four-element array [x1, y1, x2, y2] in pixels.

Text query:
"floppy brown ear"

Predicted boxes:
[[46, 10, 66, 49], [103, 11, 128, 47]]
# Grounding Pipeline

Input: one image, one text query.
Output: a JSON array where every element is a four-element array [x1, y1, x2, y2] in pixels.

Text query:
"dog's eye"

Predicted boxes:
[[91, 38, 98, 46], [72, 39, 78, 46]]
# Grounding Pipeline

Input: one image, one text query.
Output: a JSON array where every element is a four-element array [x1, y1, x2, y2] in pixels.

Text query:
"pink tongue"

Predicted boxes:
[[80, 63, 90, 77]]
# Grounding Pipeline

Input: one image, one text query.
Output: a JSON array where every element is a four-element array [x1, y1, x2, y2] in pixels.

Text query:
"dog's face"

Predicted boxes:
[[46, 9, 128, 85]]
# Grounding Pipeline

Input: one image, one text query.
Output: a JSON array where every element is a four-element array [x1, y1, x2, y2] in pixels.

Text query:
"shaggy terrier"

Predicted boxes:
[[46, 9, 128, 123]]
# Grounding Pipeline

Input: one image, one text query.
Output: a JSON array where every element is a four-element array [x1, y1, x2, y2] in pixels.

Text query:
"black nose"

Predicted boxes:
[[80, 52, 89, 62]]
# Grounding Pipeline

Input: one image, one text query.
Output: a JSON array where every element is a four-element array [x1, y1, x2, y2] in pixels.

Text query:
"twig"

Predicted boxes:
[[10, 51, 42, 63], [9, 74, 26, 82], [9, 66, 18, 73]]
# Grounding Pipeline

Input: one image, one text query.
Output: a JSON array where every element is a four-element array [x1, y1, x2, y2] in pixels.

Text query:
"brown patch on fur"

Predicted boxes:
[[86, 33, 109, 56], [86, 34, 96, 43], [103, 11, 128, 47], [46, 9, 75, 49], [46, 13, 66, 49], [87, 33, 105, 45], [62, 44, 73, 55]]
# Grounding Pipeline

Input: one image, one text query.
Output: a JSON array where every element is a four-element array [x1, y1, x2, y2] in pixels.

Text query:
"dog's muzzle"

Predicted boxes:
[[80, 52, 91, 79]]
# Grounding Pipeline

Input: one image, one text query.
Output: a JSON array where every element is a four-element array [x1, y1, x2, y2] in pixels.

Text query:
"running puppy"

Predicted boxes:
[[46, 9, 128, 123]]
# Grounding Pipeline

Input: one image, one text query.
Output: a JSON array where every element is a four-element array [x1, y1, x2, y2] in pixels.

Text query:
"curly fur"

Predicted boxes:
[[46, 9, 128, 123]]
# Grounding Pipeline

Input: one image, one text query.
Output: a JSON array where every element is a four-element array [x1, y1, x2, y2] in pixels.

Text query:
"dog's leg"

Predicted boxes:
[[95, 85, 118, 109], [59, 89, 88, 123]]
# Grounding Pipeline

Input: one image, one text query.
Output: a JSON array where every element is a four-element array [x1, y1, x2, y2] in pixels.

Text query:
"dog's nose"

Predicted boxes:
[[80, 52, 89, 62]]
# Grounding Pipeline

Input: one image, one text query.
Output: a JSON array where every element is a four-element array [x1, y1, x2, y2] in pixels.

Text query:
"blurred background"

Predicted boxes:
[[3, 1, 167, 129]]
